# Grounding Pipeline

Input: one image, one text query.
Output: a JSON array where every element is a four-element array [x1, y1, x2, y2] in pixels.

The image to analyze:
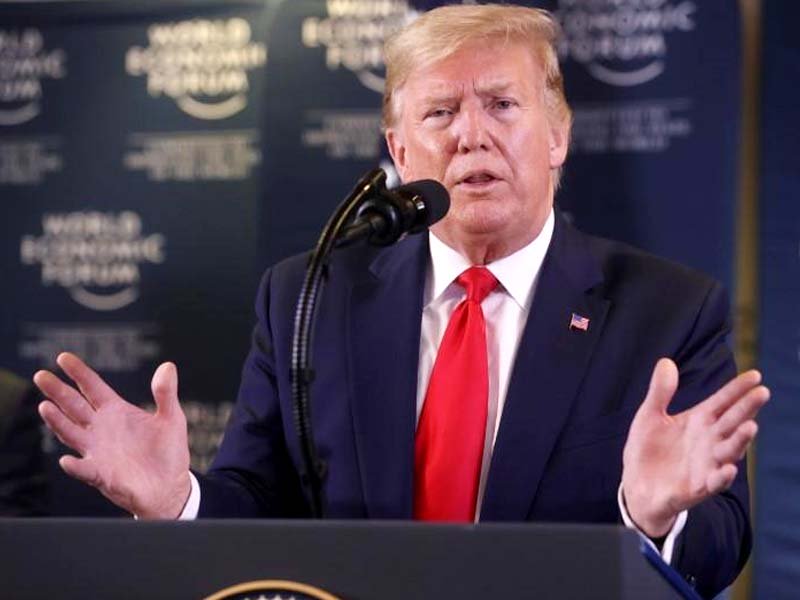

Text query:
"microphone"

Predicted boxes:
[[336, 179, 450, 247]]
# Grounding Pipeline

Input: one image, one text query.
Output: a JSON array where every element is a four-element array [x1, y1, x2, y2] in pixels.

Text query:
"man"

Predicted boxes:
[[0, 369, 47, 516], [34, 5, 767, 598]]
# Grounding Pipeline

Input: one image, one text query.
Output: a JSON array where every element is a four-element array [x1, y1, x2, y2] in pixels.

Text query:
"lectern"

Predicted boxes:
[[0, 519, 699, 599]]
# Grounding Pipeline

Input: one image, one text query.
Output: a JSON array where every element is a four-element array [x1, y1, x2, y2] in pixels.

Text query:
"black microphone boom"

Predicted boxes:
[[290, 168, 448, 518], [291, 167, 387, 518], [336, 179, 450, 247]]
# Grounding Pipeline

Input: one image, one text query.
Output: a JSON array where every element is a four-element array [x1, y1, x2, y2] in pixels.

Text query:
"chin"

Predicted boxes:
[[451, 204, 518, 236]]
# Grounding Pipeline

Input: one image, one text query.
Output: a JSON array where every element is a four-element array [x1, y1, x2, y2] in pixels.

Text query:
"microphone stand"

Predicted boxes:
[[291, 168, 387, 518]]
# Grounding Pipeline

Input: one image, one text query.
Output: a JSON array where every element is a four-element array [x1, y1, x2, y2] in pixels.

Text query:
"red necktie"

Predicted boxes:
[[414, 266, 499, 521]]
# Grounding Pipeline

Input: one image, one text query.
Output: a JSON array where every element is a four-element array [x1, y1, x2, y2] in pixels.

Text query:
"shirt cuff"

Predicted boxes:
[[178, 471, 201, 520], [617, 483, 687, 565], [132, 471, 199, 520]]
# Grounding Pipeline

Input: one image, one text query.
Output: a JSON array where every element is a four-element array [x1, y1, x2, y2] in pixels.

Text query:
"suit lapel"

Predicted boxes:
[[481, 217, 611, 521], [347, 234, 428, 518]]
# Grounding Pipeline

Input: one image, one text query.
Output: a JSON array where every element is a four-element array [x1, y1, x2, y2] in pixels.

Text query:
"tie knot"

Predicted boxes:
[[456, 266, 498, 304]]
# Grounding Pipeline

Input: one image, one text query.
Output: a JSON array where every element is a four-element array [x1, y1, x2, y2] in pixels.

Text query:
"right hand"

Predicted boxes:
[[622, 358, 768, 537], [34, 352, 191, 519]]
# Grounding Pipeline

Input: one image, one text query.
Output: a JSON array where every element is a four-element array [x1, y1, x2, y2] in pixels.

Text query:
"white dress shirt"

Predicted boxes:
[[418, 211, 554, 518], [181, 207, 686, 563], [418, 209, 684, 561]]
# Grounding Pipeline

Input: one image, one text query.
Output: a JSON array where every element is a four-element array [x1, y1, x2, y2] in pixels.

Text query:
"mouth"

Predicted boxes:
[[456, 170, 502, 189]]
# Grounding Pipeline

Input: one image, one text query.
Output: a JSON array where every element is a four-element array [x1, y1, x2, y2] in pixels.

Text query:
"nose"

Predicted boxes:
[[454, 102, 492, 154]]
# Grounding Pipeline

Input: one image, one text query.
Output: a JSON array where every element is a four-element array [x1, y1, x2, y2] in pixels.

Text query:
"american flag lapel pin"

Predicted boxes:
[[569, 312, 590, 332]]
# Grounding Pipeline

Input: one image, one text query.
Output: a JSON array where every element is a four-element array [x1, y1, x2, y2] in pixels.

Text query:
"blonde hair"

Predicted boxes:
[[382, 4, 572, 185]]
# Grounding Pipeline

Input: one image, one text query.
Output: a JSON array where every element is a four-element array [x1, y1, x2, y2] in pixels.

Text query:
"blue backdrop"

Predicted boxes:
[[753, 2, 800, 597], [1, 0, 744, 527]]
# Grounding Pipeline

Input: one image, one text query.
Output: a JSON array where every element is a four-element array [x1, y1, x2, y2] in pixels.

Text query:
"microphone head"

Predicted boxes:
[[394, 179, 450, 230]]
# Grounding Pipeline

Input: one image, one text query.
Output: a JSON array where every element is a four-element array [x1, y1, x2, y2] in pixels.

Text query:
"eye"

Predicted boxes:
[[425, 107, 453, 119], [494, 99, 517, 110]]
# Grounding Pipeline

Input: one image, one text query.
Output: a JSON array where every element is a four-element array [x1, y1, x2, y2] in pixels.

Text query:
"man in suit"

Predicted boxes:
[[0, 369, 47, 516], [34, 5, 768, 598]]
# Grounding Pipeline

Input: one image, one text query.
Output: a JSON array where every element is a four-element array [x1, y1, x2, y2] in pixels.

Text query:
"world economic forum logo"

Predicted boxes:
[[19, 210, 166, 311], [125, 18, 267, 120], [556, 0, 696, 87], [0, 28, 66, 125], [301, 0, 417, 93]]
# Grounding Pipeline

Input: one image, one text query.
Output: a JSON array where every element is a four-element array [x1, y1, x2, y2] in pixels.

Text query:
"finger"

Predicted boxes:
[[57, 352, 119, 409], [641, 358, 679, 415], [715, 385, 770, 437], [713, 421, 758, 464], [39, 401, 89, 453], [706, 463, 738, 495], [59, 455, 102, 489], [704, 369, 762, 417], [33, 370, 95, 426], [151, 362, 180, 418]]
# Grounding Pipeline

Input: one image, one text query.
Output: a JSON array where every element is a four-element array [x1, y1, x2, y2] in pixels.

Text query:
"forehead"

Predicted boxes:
[[401, 41, 543, 101]]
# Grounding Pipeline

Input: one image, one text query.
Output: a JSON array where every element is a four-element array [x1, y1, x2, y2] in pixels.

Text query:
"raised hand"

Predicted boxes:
[[34, 352, 191, 519], [622, 358, 769, 537]]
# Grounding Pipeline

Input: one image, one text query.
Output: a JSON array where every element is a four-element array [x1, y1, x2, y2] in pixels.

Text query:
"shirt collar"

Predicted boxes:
[[426, 208, 555, 310]]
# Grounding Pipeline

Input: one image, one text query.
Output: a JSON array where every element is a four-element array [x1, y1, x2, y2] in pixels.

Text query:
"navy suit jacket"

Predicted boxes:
[[198, 214, 750, 598]]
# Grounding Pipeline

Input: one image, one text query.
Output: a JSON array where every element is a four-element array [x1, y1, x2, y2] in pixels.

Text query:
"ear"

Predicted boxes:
[[385, 128, 408, 181], [548, 118, 569, 169]]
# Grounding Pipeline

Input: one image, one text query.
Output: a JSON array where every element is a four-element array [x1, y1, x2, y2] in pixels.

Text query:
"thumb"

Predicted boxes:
[[151, 362, 180, 417], [642, 358, 679, 416]]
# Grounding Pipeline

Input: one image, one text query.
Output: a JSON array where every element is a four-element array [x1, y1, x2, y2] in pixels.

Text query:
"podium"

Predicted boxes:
[[0, 519, 697, 599]]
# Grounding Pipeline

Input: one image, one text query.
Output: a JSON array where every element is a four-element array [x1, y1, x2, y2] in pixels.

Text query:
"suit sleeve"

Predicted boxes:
[[668, 280, 751, 598], [196, 268, 308, 518]]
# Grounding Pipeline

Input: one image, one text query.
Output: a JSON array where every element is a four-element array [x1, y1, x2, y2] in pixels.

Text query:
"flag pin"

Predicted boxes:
[[569, 312, 590, 332]]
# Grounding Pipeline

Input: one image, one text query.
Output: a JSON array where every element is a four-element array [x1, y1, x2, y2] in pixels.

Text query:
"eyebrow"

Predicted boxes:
[[418, 79, 517, 106], [473, 79, 515, 95]]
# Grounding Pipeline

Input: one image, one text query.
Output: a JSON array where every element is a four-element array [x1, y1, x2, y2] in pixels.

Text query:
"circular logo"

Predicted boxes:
[[301, 0, 417, 94], [19, 210, 166, 311], [125, 18, 267, 120], [0, 28, 66, 125], [205, 579, 341, 600], [557, 0, 696, 87]]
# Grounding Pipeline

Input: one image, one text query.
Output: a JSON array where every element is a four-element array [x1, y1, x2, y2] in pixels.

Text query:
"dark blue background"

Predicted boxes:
[[1, 0, 749, 550], [754, 2, 800, 597]]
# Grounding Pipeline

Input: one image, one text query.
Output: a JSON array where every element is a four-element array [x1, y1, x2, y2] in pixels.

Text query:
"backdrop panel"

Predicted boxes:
[[550, 0, 741, 289], [754, 2, 800, 596], [1, 0, 744, 518], [0, 1, 278, 514]]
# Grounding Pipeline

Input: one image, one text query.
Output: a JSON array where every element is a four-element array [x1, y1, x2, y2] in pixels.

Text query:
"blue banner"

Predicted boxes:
[[549, 0, 740, 288], [754, 2, 800, 596], [1, 1, 744, 520], [1, 1, 275, 514]]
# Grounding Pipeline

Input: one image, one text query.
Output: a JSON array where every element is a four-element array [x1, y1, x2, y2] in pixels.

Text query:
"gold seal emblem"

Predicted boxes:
[[205, 579, 342, 600]]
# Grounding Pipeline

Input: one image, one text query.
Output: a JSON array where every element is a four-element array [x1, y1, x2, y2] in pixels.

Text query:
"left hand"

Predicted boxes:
[[622, 358, 769, 537], [34, 353, 191, 519]]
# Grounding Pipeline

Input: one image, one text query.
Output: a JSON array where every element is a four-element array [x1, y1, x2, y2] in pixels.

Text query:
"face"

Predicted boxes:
[[385, 40, 568, 259]]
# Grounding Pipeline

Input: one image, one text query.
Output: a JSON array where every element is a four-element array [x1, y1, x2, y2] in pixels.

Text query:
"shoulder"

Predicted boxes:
[[256, 233, 427, 312], [265, 233, 427, 292], [563, 219, 724, 307], [553, 217, 731, 350]]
